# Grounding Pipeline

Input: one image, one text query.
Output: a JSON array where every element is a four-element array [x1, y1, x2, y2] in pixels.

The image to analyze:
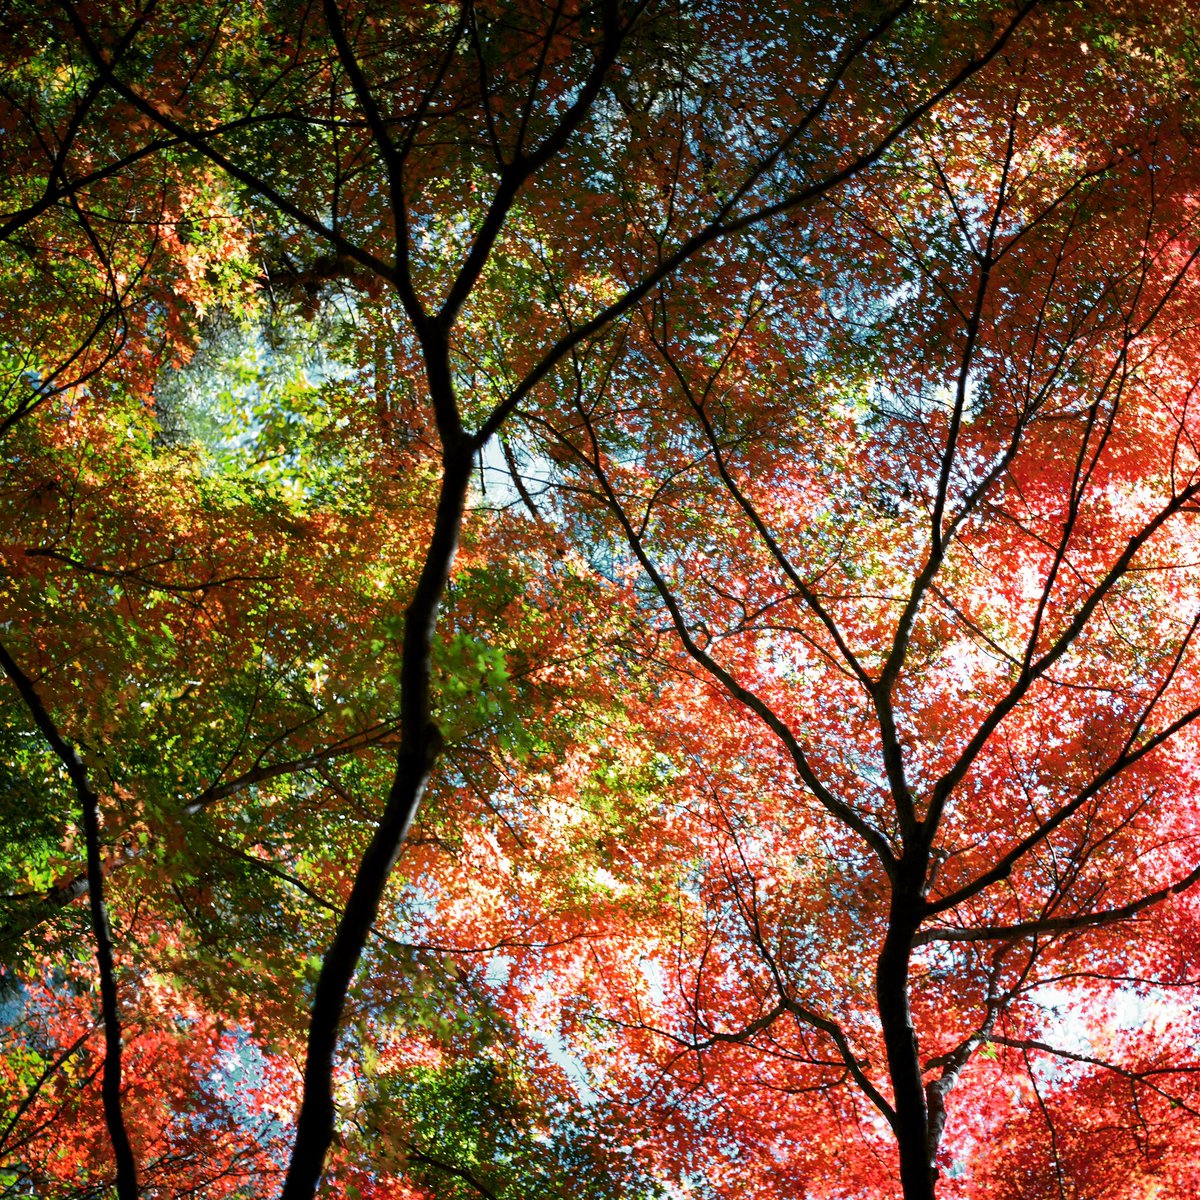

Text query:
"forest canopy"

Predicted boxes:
[[5, 2, 1200, 1198]]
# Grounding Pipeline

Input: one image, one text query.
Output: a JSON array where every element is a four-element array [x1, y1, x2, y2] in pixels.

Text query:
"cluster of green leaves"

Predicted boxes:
[[351, 1057, 665, 1200]]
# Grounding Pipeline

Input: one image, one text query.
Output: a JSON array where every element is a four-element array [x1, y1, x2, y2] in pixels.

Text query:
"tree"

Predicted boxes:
[[4, 2, 1200, 1198], [515, 14, 1200, 1195]]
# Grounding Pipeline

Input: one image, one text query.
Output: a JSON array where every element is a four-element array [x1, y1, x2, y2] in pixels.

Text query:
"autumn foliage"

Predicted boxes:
[[5, 2, 1200, 1198]]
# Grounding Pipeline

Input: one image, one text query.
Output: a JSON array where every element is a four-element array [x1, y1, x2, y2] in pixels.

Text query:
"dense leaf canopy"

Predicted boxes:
[[5, 2, 1200, 1198]]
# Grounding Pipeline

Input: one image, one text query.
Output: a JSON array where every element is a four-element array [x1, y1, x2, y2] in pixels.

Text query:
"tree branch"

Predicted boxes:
[[919, 857, 1200, 943], [0, 641, 138, 1200]]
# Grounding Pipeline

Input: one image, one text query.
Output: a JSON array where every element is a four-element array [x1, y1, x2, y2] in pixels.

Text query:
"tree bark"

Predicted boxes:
[[0, 642, 139, 1200], [876, 879, 934, 1200], [278, 438, 472, 1200]]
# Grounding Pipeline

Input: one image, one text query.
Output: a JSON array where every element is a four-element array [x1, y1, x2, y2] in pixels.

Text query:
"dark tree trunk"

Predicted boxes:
[[877, 879, 934, 1200], [279, 445, 473, 1200]]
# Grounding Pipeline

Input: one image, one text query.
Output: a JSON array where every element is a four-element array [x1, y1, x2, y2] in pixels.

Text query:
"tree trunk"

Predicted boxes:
[[279, 445, 473, 1200], [877, 886, 934, 1200]]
